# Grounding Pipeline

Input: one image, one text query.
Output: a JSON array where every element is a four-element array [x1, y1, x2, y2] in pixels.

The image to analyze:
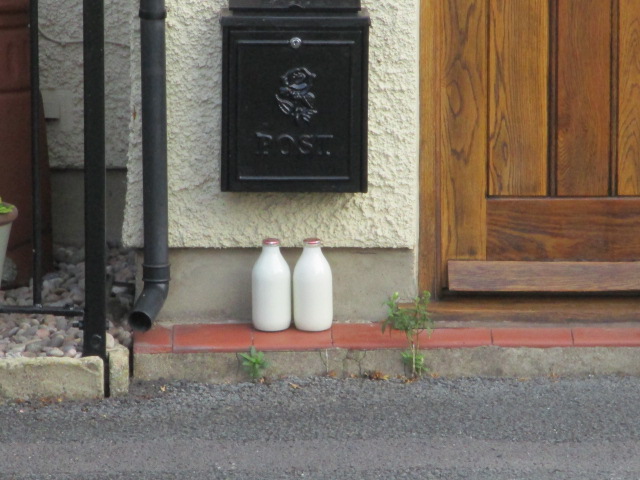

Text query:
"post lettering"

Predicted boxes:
[[254, 132, 334, 157], [255, 132, 272, 155], [278, 135, 296, 155]]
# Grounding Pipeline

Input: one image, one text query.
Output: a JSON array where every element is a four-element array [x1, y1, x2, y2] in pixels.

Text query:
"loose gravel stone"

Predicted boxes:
[[9, 344, 25, 353], [67, 327, 80, 337], [0, 245, 135, 358], [119, 330, 132, 349], [48, 335, 64, 348], [55, 317, 68, 331], [64, 348, 77, 358], [25, 341, 43, 353], [35, 328, 50, 339]]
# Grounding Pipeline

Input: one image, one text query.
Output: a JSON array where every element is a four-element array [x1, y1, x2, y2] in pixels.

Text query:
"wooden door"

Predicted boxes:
[[420, 0, 640, 306]]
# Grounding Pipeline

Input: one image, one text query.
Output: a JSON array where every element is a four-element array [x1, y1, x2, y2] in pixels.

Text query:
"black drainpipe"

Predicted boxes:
[[130, 0, 170, 332]]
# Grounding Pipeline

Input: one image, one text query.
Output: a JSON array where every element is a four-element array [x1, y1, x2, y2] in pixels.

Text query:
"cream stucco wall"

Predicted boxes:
[[40, 0, 133, 169], [123, 0, 420, 250]]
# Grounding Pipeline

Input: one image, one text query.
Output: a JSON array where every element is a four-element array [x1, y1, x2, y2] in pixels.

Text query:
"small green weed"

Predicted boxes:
[[239, 346, 268, 380], [401, 351, 429, 376], [382, 291, 433, 378]]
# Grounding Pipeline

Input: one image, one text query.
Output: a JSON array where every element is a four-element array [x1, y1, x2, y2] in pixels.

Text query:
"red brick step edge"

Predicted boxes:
[[133, 323, 640, 355]]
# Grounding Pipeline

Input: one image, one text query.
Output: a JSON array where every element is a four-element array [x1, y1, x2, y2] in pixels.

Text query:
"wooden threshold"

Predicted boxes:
[[449, 260, 640, 292]]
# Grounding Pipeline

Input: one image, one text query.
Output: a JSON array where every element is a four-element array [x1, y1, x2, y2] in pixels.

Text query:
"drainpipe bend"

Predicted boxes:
[[130, 0, 170, 332]]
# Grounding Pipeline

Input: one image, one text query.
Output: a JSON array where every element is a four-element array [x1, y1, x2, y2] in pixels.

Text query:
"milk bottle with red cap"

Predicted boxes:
[[293, 238, 333, 331], [252, 238, 291, 331]]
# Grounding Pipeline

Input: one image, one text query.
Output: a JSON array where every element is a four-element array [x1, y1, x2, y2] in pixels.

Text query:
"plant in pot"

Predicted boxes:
[[0, 197, 18, 287]]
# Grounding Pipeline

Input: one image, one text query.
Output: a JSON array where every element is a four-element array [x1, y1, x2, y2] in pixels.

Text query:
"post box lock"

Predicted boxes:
[[220, 0, 370, 192]]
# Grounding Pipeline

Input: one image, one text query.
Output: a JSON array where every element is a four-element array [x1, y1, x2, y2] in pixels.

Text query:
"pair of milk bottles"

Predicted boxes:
[[252, 237, 332, 332]]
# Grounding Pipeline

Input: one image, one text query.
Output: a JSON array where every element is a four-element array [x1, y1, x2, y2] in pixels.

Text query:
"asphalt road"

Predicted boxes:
[[1, 375, 640, 479]]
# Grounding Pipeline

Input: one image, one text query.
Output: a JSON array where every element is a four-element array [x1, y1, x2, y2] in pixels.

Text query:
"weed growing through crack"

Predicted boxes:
[[239, 346, 269, 381], [382, 291, 433, 378]]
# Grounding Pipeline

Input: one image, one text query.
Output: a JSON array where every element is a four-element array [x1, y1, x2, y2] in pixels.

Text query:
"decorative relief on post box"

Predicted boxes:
[[220, 1, 370, 192], [276, 67, 318, 125]]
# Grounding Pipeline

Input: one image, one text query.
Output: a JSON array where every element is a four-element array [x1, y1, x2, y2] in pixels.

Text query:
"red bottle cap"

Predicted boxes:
[[303, 237, 322, 246], [262, 238, 281, 246]]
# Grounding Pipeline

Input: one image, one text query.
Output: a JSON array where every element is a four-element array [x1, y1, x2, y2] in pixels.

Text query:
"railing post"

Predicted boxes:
[[30, 0, 42, 306], [82, 0, 107, 360]]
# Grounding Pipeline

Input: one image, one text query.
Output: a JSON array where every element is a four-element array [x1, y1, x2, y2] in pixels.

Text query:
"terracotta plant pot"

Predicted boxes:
[[0, 204, 18, 286]]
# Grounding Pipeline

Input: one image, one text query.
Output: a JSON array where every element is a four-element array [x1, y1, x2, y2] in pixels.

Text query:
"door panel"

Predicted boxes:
[[486, 198, 640, 261], [489, 0, 549, 196], [618, 0, 640, 195], [556, 0, 612, 196], [427, 0, 640, 293]]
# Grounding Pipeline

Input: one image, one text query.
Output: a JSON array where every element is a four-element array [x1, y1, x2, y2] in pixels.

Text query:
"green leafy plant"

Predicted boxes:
[[238, 346, 269, 381], [382, 291, 433, 378], [0, 197, 15, 215], [401, 351, 428, 376]]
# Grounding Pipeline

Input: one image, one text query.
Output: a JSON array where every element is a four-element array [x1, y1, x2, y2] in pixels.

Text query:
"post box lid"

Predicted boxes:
[[229, 0, 361, 12]]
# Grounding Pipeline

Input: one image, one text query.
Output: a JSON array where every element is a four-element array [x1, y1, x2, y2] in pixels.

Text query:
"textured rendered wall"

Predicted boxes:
[[123, 0, 420, 249], [39, 0, 133, 168]]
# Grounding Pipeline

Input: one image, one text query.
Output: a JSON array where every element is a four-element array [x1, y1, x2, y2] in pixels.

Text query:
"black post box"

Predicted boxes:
[[220, 0, 370, 192]]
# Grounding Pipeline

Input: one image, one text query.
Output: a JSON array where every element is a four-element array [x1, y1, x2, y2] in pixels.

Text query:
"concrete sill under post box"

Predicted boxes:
[[220, 0, 370, 192]]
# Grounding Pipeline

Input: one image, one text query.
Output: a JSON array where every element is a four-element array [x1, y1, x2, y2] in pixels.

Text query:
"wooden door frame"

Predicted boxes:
[[417, 0, 640, 323], [418, 0, 441, 298]]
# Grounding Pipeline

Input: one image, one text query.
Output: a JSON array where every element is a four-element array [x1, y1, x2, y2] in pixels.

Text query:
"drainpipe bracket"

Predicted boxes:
[[142, 263, 171, 284]]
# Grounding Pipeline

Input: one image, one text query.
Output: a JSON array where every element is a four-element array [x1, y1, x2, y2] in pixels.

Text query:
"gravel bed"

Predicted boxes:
[[0, 245, 135, 359]]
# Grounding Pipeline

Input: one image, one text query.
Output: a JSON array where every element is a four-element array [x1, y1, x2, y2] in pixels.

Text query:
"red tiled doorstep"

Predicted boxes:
[[135, 323, 640, 354], [419, 328, 492, 348], [572, 327, 640, 347], [173, 323, 253, 353], [133, 325, 173, 354], [491, 327, 573, 348], [253, 327, 333, 351], [332, 323, 408, 349]]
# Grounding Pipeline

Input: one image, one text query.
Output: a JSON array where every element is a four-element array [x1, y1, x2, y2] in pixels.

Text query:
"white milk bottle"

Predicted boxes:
[[293, 238, 333, 331], [251, 238, 291, 331]]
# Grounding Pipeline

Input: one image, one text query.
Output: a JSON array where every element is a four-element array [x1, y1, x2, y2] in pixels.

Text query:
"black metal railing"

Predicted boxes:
[[81, 0, 107, 361], [0, 0, 107, 362]]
